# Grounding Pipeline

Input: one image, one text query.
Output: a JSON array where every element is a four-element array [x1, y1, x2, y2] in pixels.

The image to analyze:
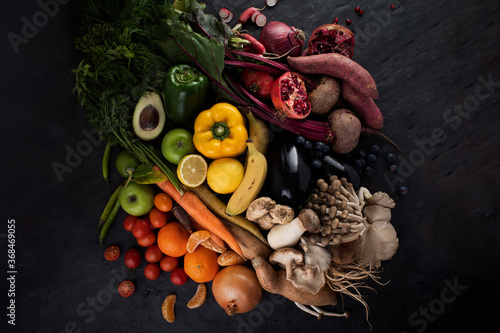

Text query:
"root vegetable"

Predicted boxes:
[[328, 108, 362, 154], [341, 81, 383, 129], [308, 76, 341, 115], [252, 256, 338, 306], [221, 219, 272, 260], [239, 33, 266, 55], [287, 53, 378, 99]]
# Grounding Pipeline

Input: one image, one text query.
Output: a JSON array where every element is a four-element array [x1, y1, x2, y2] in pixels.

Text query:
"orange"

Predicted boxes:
[[217, 250, 245, 266], [184, 246, 220, 283], [186, 230, 211, 253], [162, 294, 176, 323], [187, 283, 207, 309], [157, 222, 190, 257]]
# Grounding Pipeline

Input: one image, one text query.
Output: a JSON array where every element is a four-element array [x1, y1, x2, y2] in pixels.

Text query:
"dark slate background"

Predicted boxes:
[[1, 0, 499, 332]]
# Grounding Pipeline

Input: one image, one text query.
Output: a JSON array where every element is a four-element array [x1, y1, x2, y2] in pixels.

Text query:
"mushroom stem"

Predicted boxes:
[[310, 305, 350, 318], [294, 302, 323, 319]]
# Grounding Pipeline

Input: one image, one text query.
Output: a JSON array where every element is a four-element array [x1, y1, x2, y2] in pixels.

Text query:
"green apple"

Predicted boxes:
[[116, 150, 141, 177], [119, 182, 155, 216], [161, 128, 196, 165]]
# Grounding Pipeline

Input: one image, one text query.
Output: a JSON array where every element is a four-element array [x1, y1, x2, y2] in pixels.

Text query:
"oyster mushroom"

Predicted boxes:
[[291, 266, 326, 295], [299, 236, 331, 273], [269, 248, 304, 281], [359, 221, 399, 269]]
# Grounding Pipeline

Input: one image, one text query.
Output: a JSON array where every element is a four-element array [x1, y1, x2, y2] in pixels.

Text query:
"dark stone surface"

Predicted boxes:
[[1, 1, 499, 332]]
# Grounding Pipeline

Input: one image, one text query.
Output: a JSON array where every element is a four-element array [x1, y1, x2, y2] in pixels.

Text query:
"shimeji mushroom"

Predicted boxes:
[[267, 209, 321, 250]]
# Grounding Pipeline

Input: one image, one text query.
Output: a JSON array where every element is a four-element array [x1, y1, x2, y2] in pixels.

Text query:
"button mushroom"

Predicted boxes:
[[267, 209, 321, 250], [269, 248, 304, 281]]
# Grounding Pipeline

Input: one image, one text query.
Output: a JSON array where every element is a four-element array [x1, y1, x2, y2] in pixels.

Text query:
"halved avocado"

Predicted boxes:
[[132, 91, 166, 141]]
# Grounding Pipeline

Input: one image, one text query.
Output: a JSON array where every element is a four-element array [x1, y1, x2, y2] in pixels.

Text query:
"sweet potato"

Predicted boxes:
[[341, 81, 383, 129], [252, 256, 337, 306], [287, 53, 378, 99], [328, 108, 361, 154], [222, 219, 272, 261]]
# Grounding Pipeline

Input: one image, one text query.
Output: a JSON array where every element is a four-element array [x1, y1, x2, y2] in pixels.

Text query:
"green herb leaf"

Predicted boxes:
[[132, 170, 169, 184], [132, 164, 154, 178]]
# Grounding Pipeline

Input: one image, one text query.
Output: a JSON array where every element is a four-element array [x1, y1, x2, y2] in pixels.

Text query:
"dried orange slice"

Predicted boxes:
[[187, 283, 207, 309], [162, 294, 176, 323], [201, 238, 226, 253], [186, 230, 211, 253], [217, 250, 246, 266]]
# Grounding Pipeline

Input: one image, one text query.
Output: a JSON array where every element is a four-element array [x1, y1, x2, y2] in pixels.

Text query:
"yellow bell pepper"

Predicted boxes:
[[193, 103, 248, 159]]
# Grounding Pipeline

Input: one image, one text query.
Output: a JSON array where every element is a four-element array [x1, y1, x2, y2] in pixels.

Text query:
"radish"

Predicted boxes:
[[255, 14, 267, 27], [219, 8, 233, 23], [266, 0, 279, 6], [238, 7, 261, 25], [239, 33, 266, 55]]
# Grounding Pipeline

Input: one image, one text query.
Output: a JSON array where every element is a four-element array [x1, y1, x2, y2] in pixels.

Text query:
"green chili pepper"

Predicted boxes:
[[163, 64, 209, 125], [102, 141, 112, 189], [97, 183, 123, 230], [99, 185, 123, 247]]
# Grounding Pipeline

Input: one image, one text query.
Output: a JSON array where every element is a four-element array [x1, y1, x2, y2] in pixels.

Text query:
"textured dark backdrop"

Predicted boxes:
[[1, 1, 499, 332]]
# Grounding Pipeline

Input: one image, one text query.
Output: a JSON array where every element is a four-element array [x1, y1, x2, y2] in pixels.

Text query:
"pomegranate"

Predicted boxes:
[[271, 71, 311, 119], [240, 68, 276, 100], [307, 24, 355, 58]]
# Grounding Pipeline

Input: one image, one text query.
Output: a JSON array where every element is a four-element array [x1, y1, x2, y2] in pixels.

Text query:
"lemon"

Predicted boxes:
[[207, 158, 245, 194], [177, 154, 208, 187]]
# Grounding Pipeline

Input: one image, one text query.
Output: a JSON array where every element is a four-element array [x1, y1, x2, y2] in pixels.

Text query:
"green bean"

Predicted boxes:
[[99, 186, 123, 247], [102, 141, 112, 189], [97, 183, 123, 230]]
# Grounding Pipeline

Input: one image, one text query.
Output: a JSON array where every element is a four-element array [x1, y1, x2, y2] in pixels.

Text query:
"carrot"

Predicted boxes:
[[179, 191, 243, 257], [153, 166, 242, 256], [287, 53, 379, 99]]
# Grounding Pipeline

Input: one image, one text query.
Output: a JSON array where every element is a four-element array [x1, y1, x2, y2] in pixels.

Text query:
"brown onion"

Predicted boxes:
[[259, 21, 305, 57], [212, 265, 263, 316]]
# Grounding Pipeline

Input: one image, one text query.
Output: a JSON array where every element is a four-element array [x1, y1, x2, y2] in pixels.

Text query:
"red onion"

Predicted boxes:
[[259, 21, 305, 57]]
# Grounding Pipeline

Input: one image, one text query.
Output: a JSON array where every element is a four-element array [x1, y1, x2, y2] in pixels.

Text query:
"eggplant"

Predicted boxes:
[[262, 131, 314, 207], [321, 155, 361, 189]]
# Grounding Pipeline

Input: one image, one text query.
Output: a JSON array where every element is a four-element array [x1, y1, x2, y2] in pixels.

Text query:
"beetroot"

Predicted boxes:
[[308, 24, 355, 58], [328, 108, 361, 154]]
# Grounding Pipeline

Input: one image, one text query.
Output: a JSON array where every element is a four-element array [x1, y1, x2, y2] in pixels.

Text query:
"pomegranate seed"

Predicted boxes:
[[346, 18, 352, 25], [333, 17, 339, 23], [355, 6, 360, 13], [390, 3, 396, 10], [359, 9, 364, 16]]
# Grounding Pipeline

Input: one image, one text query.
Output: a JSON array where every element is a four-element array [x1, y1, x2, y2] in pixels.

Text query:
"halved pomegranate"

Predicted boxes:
[[240, 68, 276, 100], [271, 71, 311, 119], [307, 24, 355, 58]]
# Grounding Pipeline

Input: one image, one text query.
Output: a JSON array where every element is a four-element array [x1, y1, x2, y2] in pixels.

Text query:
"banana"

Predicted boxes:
[[245, 111, 270, 155], [225, 140, 268, 216]]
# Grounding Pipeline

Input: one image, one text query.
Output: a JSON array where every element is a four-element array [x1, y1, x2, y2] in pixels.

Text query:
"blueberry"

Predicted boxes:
[[364, 166, 374, 177], [315, 150, 324, 157], [387, 153, 397, 163], [358, 150, 367, 158], [398, 186, 408, 196], [304, 140, 313, 150], [314, 141, 326, 151], [323, 145, 331, 154], [370, 144, 380, 154], [388, 164, 398, 173], [367, 153, 377, 163], [311, 159, 323, 170], [355, 159, 366, 168], [296, 135, 306, 145]]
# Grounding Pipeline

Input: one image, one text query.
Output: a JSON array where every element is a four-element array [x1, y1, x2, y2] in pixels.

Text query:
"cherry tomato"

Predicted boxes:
[[160, 256, 178, 272], [154, 193, 173, 212], [171, 267, 188, 285], [145, 244, 164, 263], [118, 280, 135, 297], [144, 263, 161, 280], [104, 245, 120, 261], [123, 215, 139, 232], [132, 219, 152, 239], [137, 232, 156, 247], [124, 248, 141, 269], [149, 208, 168, 229]]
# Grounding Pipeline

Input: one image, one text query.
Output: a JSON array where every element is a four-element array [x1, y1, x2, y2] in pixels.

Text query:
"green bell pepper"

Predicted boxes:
[[163, 64, 209, 126]]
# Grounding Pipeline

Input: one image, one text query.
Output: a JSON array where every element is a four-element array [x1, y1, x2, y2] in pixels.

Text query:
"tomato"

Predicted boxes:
[[171, 267, 188, 285], [145, 244, 164, 263], [123, 215, 139, 232], [124, 248, 141, 269], [144, 263, 161, 280], [118, 280, 135, 297], [160, 256, 178, 272], [149, 208, 168, 229], [132, 219, 152, 239], [154, 193, 173, 212], [104, 245, 120, 261], [137, 232, 156, 247]]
